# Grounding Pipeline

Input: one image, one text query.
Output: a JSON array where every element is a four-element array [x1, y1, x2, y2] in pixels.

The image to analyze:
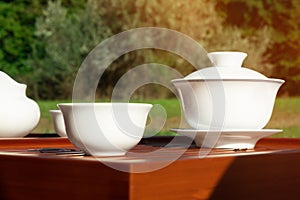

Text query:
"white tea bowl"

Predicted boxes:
[[49, 110, 67, 137], [58, 103, 152, 156], [172, 51, 284, 130], [172, 79, 284, 129]]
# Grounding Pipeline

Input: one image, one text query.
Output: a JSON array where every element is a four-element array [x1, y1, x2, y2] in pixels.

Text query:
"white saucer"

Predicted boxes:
[[170, 128, 282, 149]]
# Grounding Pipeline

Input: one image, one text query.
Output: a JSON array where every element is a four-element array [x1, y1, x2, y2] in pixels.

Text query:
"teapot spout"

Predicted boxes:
[[0, 71, 26, 96]]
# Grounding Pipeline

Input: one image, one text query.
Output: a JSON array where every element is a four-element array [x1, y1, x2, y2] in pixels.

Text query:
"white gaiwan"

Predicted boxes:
[[172, 51, 284, 130], [0, 71, 40, 137]]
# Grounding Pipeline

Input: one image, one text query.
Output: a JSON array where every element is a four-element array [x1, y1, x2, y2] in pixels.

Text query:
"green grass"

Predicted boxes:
[[34, 100, 72, 133], [270, 126, 300, 138], [273, 97, 300, 114], [33, 97, 300, 138], [266, 97, 300, 138]]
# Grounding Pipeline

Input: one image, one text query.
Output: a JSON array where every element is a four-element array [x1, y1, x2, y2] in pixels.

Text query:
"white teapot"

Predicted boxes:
[[0, 71, 40, 137]]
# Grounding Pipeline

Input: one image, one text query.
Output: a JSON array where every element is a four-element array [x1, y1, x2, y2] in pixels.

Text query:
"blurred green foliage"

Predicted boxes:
[[0, 0, 38, 76], [0, 0, 300, 99], [30, 0, 111, 99]]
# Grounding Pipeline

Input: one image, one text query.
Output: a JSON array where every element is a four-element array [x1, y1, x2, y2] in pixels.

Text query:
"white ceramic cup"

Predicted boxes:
[[58, 103, 152, 156], [49, 110, 67, 137]]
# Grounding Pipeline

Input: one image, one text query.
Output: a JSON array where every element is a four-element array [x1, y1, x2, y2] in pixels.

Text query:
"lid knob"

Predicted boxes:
[[208, 51, 247, 68]]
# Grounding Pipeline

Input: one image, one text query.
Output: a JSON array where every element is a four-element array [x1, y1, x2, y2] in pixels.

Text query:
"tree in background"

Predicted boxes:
[[29, 0, 111, 99], [0, 0, 280, 99], [0, 0, 87, 99], [0, 0, 43, 78], [84, 0, 272, 99], [94, 0, 272, 72], [217, 0, 300, 95]]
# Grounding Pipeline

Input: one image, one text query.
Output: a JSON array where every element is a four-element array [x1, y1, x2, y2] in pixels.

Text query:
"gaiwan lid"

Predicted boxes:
[[185, 51, 267, 80]]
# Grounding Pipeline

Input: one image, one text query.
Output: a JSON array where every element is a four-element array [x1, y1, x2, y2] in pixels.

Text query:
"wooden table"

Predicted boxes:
[[0, 136, 300, 200]]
